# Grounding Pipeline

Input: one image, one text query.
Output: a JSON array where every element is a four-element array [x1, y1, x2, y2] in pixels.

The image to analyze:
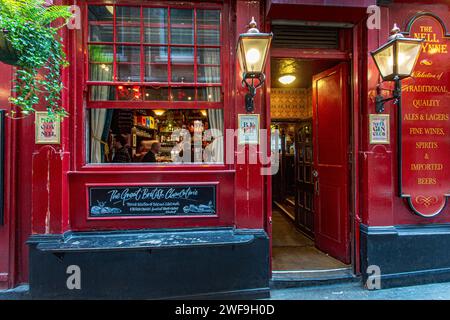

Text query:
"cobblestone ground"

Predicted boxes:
[[269, 281, 450, 300]]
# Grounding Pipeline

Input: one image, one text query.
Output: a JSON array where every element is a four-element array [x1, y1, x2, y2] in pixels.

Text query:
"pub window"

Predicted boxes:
[[87, 4, 224, 164]]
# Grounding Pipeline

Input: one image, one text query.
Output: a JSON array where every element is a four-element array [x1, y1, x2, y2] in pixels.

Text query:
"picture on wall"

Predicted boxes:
[[238, 114, 260, 145]]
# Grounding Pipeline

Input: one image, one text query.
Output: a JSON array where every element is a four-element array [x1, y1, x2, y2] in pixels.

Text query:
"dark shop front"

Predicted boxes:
[[0, 0, 448, 299]]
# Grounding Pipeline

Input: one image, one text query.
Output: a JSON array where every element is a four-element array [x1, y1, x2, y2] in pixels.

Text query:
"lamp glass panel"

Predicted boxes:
[[373, 43, 394, 79], [237, 41, 244, 74], [396, 40, 422, 76], [240, 36, 271, 73]]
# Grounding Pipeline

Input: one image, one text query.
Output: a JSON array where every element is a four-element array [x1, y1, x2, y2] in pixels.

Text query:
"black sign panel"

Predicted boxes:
[[0, 111, 4, 225], [89, 185, 216, 217]]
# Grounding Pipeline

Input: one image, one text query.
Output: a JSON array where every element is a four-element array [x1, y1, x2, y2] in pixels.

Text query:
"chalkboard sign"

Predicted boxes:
[[0, 111, 4, 225], [89, 185, 216, 217]]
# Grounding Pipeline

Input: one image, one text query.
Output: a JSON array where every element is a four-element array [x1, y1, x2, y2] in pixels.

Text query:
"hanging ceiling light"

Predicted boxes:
[[153, 109, 166, 116], [278, 74, 296, 85]]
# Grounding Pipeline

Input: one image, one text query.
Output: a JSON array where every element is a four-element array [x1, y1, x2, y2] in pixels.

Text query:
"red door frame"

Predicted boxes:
[[266, 24, 362, 275]]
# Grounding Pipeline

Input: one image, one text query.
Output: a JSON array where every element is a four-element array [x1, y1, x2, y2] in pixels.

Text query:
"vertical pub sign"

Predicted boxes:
[[402, 14, 450, 217]]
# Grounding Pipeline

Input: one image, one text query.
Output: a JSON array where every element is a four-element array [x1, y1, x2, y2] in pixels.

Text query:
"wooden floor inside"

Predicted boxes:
[[272, 208, 349, 271]]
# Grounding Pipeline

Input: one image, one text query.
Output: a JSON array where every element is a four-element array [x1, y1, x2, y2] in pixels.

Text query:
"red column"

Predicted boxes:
[[234, 0, 267, 229]]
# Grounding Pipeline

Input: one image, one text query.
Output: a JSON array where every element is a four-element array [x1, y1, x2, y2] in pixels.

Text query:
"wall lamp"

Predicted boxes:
[[237, 17, 272, 112], [371, 24, 423, 113]]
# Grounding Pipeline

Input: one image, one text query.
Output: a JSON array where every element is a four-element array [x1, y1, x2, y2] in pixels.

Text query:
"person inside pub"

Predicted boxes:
[[142, 141, 161, 163], [112, 134, 131, 163]]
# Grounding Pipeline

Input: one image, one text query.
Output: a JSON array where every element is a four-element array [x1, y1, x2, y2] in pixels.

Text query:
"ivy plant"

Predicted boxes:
[[0, 0, 72, 120]]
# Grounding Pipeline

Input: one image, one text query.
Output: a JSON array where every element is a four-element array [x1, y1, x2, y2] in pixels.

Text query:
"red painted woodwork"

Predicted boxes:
[[312, 62, 350, 264], [362, 1, 450, 227], [0, 62, 13, 289], [2, 0, 449, 290], [266, 0, 375, 24]]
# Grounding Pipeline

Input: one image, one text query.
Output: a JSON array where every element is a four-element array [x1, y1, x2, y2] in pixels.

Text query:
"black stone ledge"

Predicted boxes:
[[28, 227, 270, 300], [28, 227, 261, 252], [360, 223, 450, 289]]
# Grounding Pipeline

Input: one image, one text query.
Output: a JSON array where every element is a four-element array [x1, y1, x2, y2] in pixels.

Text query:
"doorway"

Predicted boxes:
[[270, 58, 352, 272]]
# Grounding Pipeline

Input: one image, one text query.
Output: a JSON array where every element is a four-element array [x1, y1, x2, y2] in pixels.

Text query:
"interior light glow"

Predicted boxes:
[[278, 74, 296, 85]]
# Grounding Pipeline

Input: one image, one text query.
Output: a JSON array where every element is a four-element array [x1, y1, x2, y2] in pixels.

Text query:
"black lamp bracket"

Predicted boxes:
[[242, 72, 266, 113], [375, 76, 401, 113]]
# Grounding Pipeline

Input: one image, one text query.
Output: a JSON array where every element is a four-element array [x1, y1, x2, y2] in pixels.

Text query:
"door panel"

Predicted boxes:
[[312, 62, 350, 264], [294, 120, 314, 238]]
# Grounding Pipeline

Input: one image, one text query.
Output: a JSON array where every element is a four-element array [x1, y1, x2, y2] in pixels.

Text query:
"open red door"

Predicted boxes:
[[312, 62, 350, 264]]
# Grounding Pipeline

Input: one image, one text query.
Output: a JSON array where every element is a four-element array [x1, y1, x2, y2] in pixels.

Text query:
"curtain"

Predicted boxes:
[[207, 109, 224, 163], [202, 47, 223, 163], [89, 47, 114, 163]]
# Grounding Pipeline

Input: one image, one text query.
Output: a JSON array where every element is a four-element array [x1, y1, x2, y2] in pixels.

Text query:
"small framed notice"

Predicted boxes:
[[35, 112, 61, 144], [369, 114, 390, 144], [238, 114, 260, 145]]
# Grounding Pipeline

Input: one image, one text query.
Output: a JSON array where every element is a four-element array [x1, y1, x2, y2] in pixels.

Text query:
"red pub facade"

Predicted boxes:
[[0, 0, 449, 299]]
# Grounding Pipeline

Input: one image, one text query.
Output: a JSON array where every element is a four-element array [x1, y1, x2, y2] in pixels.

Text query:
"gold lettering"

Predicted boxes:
[[404, 113, 420, 120], [417, 178, 437, 185], [425, 113, 449, 121], [424, 127, 445, 135], [410, 128, 423, 134], [403, 85, 447, 93], [415, 142, 439, 149], [410, 163, 443, 171], [412, 99, 440, 108]]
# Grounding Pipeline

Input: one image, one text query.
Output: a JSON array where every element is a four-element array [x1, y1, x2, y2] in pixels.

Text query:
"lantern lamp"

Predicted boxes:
[[371, 24, 423, 113], [237, 17, 273, 112]]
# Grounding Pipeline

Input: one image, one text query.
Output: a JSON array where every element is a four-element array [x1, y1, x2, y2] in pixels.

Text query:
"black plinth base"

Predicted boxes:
[[27, 228, 270, 299], [360, 223, 450, 289]]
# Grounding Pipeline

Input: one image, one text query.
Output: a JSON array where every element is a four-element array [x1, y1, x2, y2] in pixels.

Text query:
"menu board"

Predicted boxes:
[[401, 14, 450, 217], [89, 185, 216, 217]]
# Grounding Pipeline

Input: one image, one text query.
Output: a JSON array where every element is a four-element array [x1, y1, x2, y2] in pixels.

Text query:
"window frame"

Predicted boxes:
[[79, 1, 231, 170], [85, 2, 224, 109]]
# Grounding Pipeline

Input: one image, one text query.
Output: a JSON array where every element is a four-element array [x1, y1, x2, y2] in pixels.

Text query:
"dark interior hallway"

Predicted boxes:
[[272, 209, 348, 271]]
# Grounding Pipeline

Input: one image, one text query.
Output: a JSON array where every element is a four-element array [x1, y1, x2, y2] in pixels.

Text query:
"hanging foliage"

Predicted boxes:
[[0, 0, 72, 120]]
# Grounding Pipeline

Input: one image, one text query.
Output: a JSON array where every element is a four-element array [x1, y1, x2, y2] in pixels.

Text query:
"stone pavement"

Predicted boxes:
[[269, 281, 450, 300]]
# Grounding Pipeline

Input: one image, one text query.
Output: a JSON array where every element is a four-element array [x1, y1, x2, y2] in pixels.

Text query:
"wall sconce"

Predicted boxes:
[[237, 17, 272, 112], [371, 24, 423, 113]]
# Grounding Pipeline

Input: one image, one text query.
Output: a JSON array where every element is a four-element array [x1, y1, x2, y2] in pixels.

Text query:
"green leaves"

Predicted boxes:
[[0, 0, 72, 120]]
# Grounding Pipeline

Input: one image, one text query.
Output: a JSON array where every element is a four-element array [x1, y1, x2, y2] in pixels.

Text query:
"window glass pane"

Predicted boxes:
[[116, 6, 140, 23], [144, 8, 168, 43], [117, 26, 140, 43], [88, 5, 113, 42], [171, 47, 194, 64], [197, 10, 220, 45], [171, 66, 194, 83], [197, 87, 221, 102], [197, 48, 220, 64], [117, 85, 142, 101], [170, 9, 194, 45], [116, 7, 140, 43], [89, 45, 113, 81], [144, 87, 169, 101], [198, 67, 220, 83], [172, 87, 195, 101], [171, 47, 194, 82], [89, 109, 224, 164], [90, 86, 116, 101], [116, 45, 141, 81], [145, 47, 168, 82]]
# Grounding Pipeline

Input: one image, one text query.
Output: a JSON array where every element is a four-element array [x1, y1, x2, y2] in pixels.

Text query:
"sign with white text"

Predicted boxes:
[[89, 185, 217, 217]]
